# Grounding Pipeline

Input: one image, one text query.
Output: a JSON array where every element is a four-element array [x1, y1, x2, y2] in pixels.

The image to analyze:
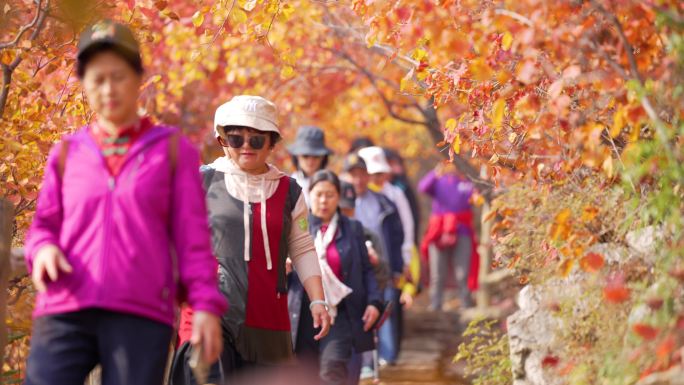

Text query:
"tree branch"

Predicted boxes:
[[334, 49, 427, 125], [591, 1, 641, 82], [494, 8, 533, 27], [591, 0, 676, 165], [0, 0, 44, 50], [0, 0, 49, 118]]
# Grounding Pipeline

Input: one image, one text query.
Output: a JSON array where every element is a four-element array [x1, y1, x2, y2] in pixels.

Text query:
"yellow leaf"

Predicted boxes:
[[400, 77, 410, 92], [452, 134, 461, 154], [602, 155, 614, 177], [366, 32, 377, 48], [412, 48, 427, 62], [558, 259, 574, 278], [191, 11, 204, 27], [278, 3, 295, 21], [549, 208, 572, 241], [497, 70, 512, 84], [502, 31, 513, 50], [1, 50, 15, 65], [416, 70, 428, 81], [471, 192, 485, 207], [446, 118, 457, 132], [556, 208, 571, 224], [469, 58, 493, 81], [492, 98, 505, 131], [489, 153, 499, 164], [280, 65, 295, 79], [241, 0, 257, 11], [231, 9, 248, 24], [508, 132, 518, 143]]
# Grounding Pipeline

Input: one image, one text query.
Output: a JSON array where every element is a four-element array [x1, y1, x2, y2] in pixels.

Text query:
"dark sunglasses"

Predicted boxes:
[[219, 134, 267, 150]]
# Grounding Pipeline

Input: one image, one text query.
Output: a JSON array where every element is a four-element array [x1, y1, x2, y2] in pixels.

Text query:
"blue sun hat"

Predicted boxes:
[[287, 126, 333, 156]]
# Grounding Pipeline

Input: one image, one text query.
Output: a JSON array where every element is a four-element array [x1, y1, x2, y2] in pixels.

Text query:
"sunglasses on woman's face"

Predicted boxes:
[[219, 134, 267, 150]]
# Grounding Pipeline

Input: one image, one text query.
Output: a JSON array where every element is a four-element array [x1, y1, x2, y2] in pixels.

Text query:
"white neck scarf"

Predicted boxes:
[[314, 213, 352, 322]]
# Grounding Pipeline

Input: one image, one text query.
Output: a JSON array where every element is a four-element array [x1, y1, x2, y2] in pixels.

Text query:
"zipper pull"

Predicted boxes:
[[108, 177, 116, 190]]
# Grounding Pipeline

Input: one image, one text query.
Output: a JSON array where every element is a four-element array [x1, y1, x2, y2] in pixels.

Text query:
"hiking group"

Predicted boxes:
[[22, 20, 479, 385]]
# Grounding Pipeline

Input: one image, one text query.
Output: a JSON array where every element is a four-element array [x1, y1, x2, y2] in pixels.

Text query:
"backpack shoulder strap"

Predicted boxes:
[[200, 165, 216, 192], [286, 176, 302, 212], [169, 131, 180, 177], [57, 139, 70, 181]]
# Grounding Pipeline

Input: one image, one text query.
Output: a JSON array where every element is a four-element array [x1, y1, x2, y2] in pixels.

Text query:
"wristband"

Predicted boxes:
[[309, 300, 329, 311]]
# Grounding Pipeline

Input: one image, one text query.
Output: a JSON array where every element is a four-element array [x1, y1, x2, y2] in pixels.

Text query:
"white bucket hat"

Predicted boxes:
[[358, 146, 391, 174], [213, 95, 280, 138]]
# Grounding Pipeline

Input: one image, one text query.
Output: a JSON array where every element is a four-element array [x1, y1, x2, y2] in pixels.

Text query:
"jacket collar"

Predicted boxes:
[[72, 124, 176, 163], [309, 212, 346, 242], [366, 190, 396, 218]]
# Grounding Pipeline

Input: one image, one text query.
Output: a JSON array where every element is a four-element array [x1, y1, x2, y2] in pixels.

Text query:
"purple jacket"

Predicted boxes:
[[418, 170, 474, 234], [25, 125, 227, 326]]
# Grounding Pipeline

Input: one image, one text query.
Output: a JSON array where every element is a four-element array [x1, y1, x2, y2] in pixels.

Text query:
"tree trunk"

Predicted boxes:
[[476, 201, 493, 309], [0, 199, 14, 379]]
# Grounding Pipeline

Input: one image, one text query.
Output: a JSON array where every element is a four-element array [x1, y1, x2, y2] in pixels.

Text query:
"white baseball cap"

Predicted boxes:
[[213, 95, 280, 138], [358, 146, 391, 174]]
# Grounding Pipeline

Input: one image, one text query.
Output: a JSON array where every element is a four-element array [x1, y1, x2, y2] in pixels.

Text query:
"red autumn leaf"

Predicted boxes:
[[603, 274, 630, 303], [154, 0, 168, 10], [139, 7, 158, 20], [632, 323, 658, 340], [646, 297, 664, 310], [558, 362, 575, 376], [579, 252, 605, 273], [656, 336, 675, 360], [541, 355, 560, 368], [603, 285, 630, 303], [676, 315, 684, 330], [669, 268, 684, 283], [395, 6, 412, 22]]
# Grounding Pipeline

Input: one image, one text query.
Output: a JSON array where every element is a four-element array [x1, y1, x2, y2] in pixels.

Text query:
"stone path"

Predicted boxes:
[[363, 293, 470, 385]]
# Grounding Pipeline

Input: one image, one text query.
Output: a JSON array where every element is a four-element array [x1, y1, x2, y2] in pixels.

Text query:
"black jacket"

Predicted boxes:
[[288, 214, 382, 353]]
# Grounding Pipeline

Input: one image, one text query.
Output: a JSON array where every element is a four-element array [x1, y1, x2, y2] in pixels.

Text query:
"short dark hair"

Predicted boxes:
[[349, 137, 374, 154], [77, 43, 144, 78], [309, 170, 341, 194], [291, 155, 329, 172], [222, 126, 281, 149]]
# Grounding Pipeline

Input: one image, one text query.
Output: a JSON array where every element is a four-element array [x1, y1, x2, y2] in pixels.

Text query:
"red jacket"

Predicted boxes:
[[420, 211, 480, 291]]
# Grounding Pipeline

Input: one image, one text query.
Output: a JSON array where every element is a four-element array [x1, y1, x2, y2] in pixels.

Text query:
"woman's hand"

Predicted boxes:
[[285, 257, 293, 274], [32, 244, 72, 292], [362, 305, 381, 331], [400, 291, 415, 309], [311, 303, 331, 340], [366, 245, 379, 266], [191, 311, 223, 364]]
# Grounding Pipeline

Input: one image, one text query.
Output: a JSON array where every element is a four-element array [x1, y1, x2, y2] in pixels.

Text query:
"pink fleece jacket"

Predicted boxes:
[[25, 125, 227, 325]]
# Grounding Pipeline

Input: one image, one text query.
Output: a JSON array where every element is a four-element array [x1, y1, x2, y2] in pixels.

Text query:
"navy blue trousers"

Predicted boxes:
[[25, 308, 173, 385]]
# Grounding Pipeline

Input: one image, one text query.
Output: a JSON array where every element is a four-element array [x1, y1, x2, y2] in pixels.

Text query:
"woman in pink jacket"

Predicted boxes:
[[23, 20, 226, 385]]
